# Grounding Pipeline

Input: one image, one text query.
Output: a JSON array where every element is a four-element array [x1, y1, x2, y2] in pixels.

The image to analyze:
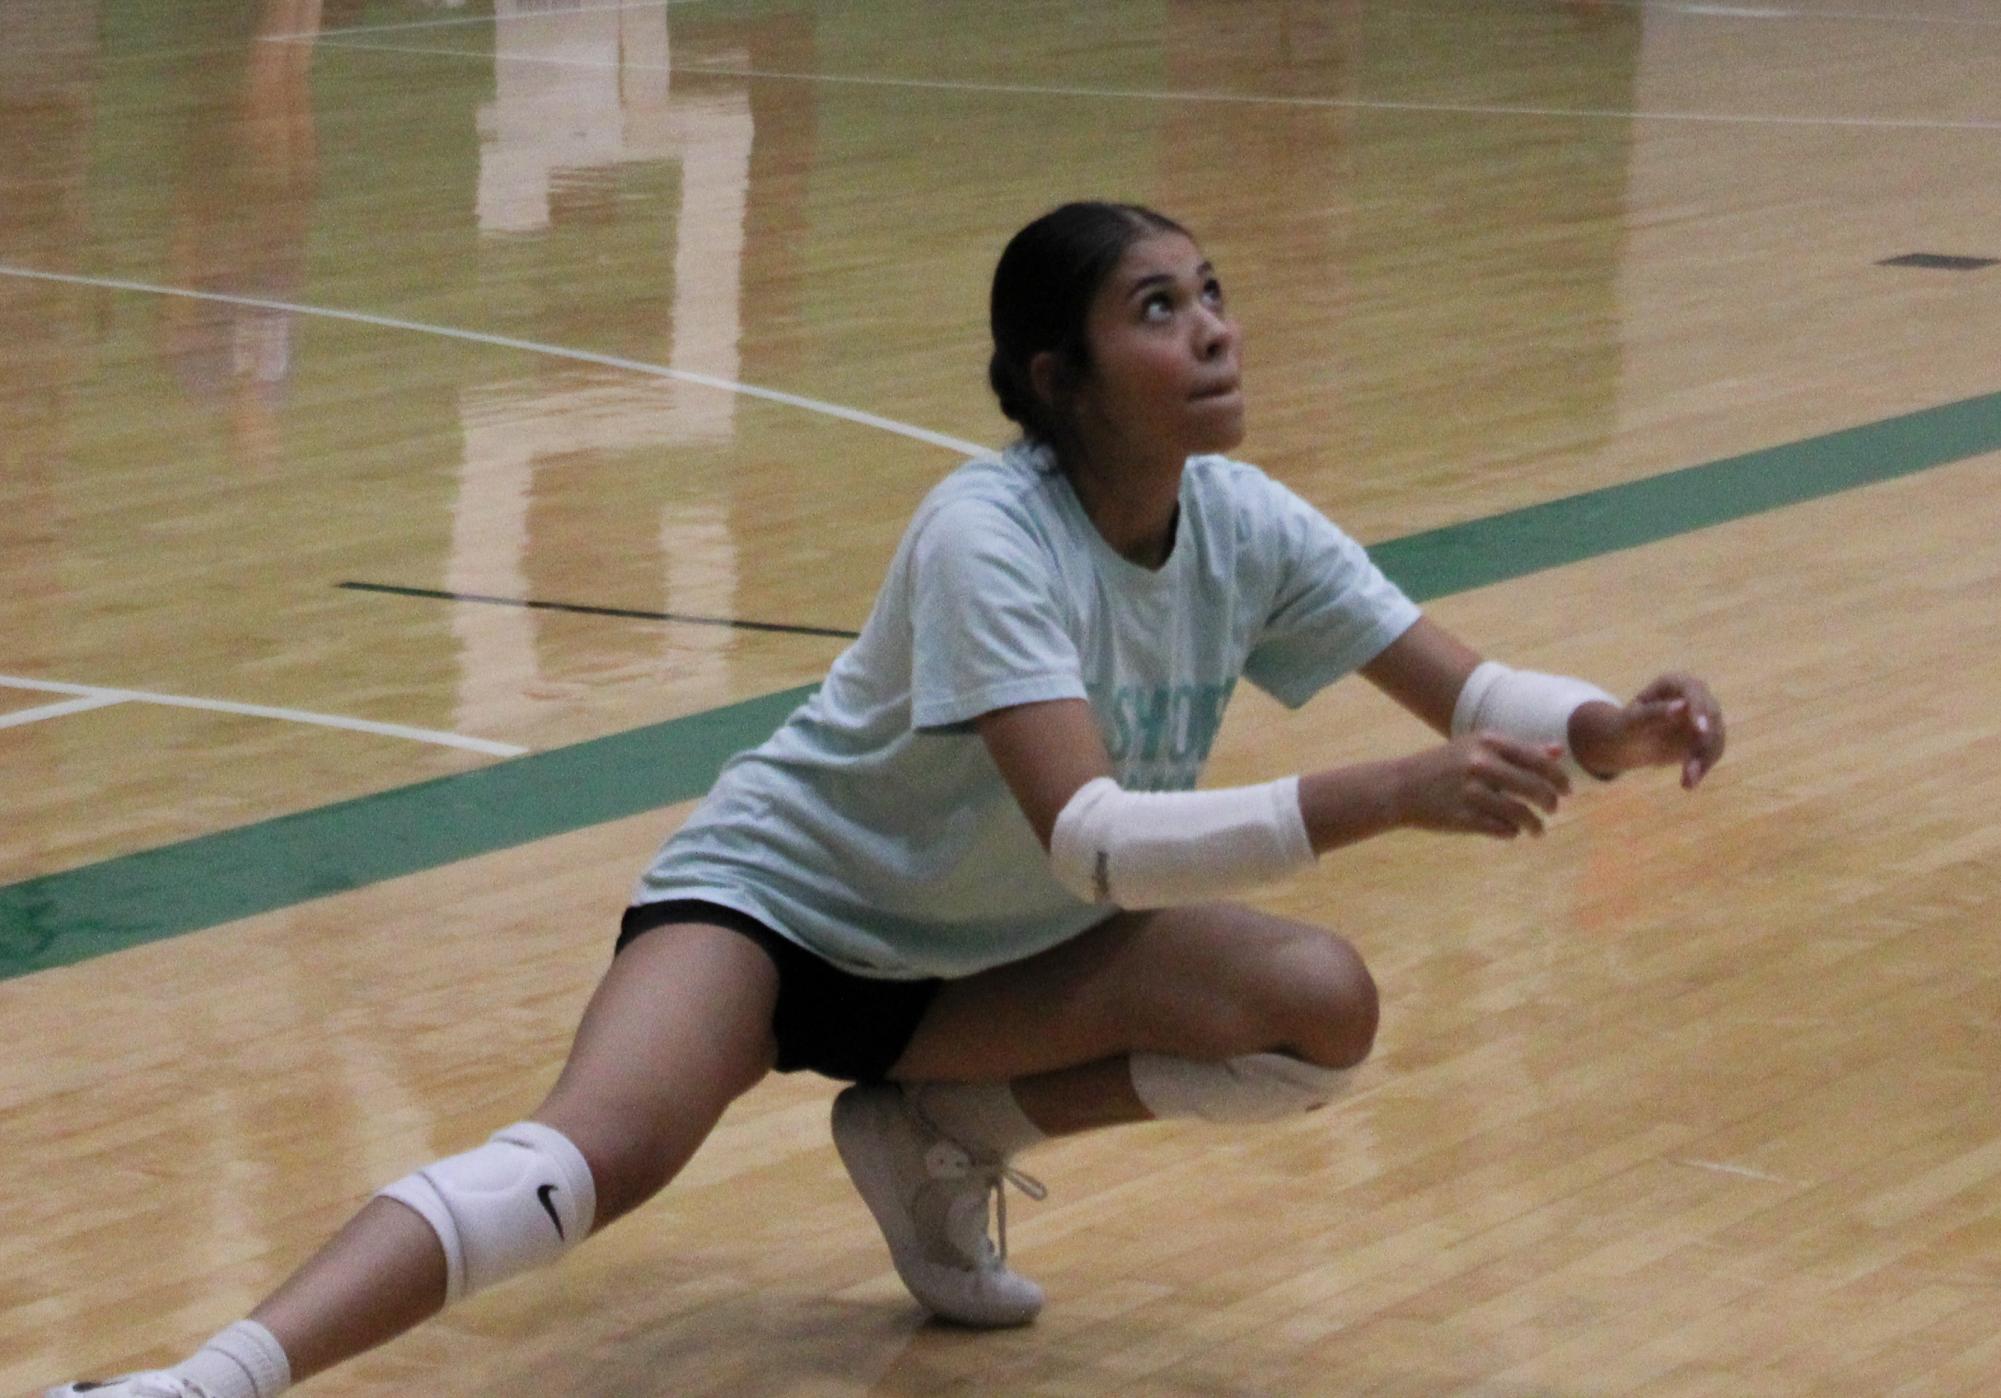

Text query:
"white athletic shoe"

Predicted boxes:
[[832, 1082, 1048, 1327], [46, 1376, 217, 1398]]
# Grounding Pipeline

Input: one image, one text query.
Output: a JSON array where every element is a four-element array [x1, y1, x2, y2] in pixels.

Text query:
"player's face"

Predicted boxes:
[[1074, 231, 1244, 461]]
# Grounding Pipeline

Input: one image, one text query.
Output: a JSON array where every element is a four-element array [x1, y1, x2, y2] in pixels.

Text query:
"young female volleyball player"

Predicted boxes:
[[52, 202, 1724, 1396]]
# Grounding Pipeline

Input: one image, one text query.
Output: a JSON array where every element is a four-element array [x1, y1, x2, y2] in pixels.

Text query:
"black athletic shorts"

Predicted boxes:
[[616, 899, 944, 1083]]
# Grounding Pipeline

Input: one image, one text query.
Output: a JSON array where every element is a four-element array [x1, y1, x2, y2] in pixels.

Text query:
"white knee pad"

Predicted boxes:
[[1129, 1052, 1349, 1124], [377, 1121, 597, 1303]]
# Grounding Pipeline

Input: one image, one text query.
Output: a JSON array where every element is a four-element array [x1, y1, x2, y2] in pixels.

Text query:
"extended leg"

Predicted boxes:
[[51, 923, 778, 1396]]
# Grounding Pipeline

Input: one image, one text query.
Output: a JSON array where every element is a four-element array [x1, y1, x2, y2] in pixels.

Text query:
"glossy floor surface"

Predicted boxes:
[[4, 1, 2001, 1393]]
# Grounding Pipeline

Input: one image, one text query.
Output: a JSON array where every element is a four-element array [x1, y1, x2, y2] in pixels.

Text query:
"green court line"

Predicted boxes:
[[4, 388, 1998, 980], [0, 686, 814, 978], [1369, 391, 2001, 599]]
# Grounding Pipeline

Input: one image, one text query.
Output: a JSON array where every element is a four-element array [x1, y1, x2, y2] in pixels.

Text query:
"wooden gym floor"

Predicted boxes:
[[4, 1, 2001, 1393]]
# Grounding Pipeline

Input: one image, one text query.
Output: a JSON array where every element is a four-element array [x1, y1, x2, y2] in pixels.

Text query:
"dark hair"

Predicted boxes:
[[988, 201, 1191, 446]]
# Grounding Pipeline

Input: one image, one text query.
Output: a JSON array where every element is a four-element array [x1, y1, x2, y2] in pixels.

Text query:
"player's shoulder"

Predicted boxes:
[[1182, 452, 1305, 525], [911, 440, 1067, 540], [1184, 451, 1278, 497], [1183, 454, 1367, 565]]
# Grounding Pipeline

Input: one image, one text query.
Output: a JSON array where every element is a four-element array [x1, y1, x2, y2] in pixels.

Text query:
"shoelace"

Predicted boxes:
[[909, 1093, 1048, 1269], [975, 1159, 1048, 1266]]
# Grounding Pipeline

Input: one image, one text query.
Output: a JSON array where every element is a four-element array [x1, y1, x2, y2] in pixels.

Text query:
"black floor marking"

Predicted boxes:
[[1878, 252, 1998, 271], [339, 582, 861, 639]]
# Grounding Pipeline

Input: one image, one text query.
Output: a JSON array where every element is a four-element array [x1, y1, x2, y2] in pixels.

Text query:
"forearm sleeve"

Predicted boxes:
[[1451, 660, 1618, 776], [1048, 775, 1316, 909]]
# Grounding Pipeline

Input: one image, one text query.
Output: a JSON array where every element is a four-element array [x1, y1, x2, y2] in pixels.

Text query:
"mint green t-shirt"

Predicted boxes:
[[634, 442, 1420, 979]]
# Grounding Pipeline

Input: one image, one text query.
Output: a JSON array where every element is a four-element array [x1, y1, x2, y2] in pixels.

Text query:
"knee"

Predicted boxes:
[[590, 1128, 674, 1208], [538, 1112, 679, 1226], [376, 1122, 597, 1304], [1280, 932, 1378, 1069], [534, 1061, 761, 1227]]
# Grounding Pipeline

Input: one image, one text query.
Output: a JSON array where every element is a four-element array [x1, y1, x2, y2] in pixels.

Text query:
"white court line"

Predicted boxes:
[[267, 0, 2001, 39], [268, 0, 714, 42], [670, 62, 2001, 134], [0, 693, 130, 730], [0, 675, 528, 757], [0, 264, 989, 458], [1623, 0, 2001, 26], [1420, 0, 2001, 28], [301, 37, 2001, 135], [1672, 1158, 1799, 1186], [1671, 3, 1799, 15]]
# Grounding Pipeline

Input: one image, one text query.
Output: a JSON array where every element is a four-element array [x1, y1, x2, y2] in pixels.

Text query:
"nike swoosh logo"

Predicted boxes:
[[537, 1183, 565, 1239]]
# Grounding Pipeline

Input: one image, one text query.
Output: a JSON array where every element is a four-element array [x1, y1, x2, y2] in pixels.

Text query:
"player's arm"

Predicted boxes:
[[975, 693, 1567, 911], [1359, 615, 1726, 789], [976, 698, 1115, 849], [974, 689, 1540, 852], [1356, 616, 1485, 736]]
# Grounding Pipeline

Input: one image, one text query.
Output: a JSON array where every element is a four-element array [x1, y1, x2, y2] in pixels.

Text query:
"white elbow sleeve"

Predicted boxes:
[[1452, 660, 1618, 775], [1048, 775, 1316, 909]]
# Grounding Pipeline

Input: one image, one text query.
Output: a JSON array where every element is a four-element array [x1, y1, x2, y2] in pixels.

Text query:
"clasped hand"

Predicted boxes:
[[1568, 672, 1726, 791], [1396, 673, 1726, 841]]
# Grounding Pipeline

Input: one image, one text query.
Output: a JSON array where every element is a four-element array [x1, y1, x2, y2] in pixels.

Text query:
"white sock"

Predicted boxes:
[[174, 1320, 291, 1398], [1128, 1051, 1349, 1124], [910, 1081, 1047, 1159]]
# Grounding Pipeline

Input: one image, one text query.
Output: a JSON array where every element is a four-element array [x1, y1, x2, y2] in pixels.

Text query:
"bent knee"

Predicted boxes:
[[535, 1113, 683, 1226], [1282, 932, 1378, 1069]]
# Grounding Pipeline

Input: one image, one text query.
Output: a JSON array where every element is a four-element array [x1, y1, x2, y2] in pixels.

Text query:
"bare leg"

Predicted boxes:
[[890, 902, 1378, 1135], [246, 1200, 448, 1382], [248, 922, 777, 1384], [1009, 1056, 1147, 1136], [827, 903, 1377, 1328]]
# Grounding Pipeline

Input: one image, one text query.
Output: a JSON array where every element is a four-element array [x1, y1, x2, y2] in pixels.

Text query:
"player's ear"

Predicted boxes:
[[1028, 350, 1062, 413], [1029, 349, 1083, 417]]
